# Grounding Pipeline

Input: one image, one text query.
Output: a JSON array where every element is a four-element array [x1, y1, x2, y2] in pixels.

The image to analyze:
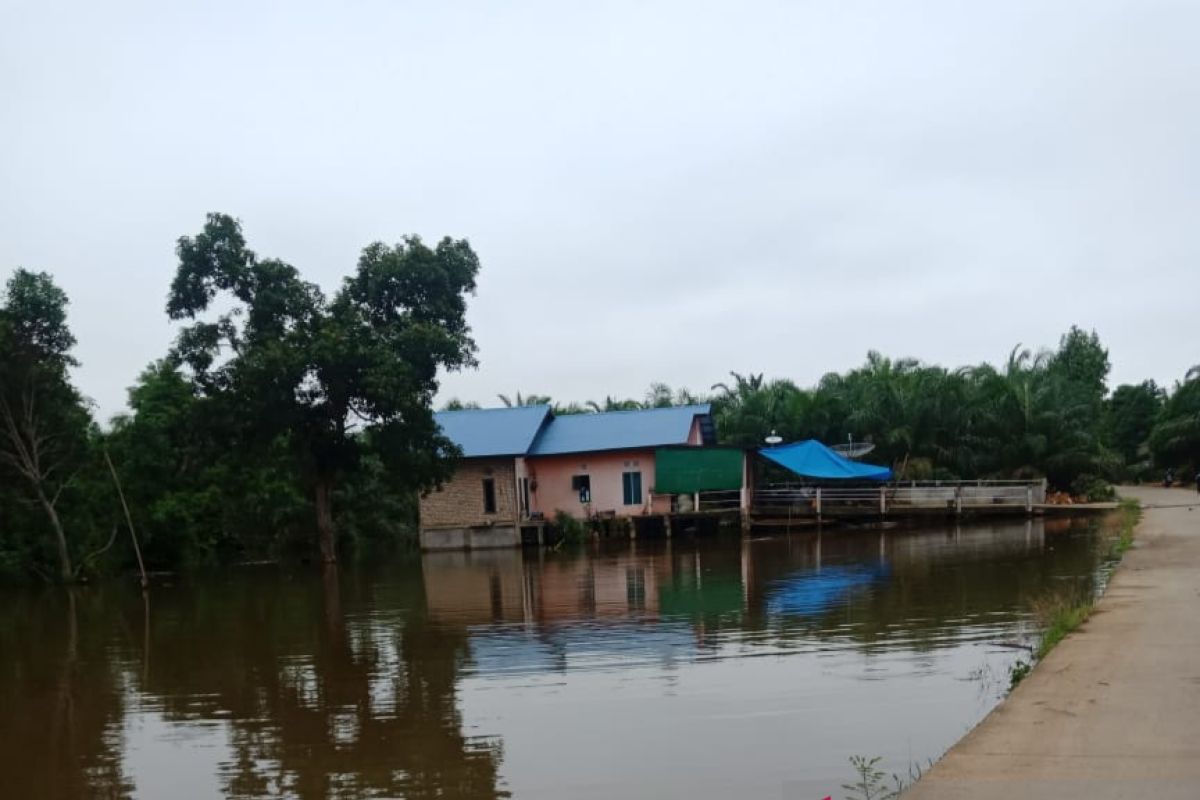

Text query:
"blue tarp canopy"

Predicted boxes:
[[759, 439, 892, 481]]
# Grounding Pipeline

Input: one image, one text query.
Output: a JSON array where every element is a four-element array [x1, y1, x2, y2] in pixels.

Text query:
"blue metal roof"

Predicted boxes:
[[434, 405, 551, 458], [529, 404, 712, 456]]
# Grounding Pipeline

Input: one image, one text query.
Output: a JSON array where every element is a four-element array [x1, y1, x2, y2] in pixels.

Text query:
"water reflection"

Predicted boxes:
[[0, 589, 132, 798], [0, 515, 1117, 799]]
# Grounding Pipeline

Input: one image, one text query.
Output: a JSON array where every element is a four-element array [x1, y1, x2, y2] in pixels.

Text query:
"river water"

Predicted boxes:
[[0, 515, 1122, 799]]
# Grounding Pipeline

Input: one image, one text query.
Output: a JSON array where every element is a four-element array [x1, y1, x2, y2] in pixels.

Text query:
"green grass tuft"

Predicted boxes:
[[1033, 597, 1094, 660], [1010, 498, 1142, 688]]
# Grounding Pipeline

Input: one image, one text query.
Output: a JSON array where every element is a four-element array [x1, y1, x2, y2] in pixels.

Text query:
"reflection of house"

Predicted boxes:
[[420, 404, 727, 550], [421, 543, 750, 627], [422, 549, 669, 623]]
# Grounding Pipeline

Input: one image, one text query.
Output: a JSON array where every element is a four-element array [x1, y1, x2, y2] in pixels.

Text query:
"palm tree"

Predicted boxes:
[[585, 396, 643, 413], [710, 371, 764, 399], [496, 392, 551, 408]]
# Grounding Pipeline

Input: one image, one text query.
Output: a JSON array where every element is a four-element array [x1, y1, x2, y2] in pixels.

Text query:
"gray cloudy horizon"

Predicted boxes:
[[3, 0, 1198, 420]]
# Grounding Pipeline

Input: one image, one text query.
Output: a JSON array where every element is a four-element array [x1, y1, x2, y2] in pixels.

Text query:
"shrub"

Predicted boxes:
[[552, 510, 589, 544], [1069, 474, 1115, 502]]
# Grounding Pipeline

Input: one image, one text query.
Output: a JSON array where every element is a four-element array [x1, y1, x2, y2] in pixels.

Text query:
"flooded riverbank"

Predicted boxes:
[[0, 515, 1122, 799]]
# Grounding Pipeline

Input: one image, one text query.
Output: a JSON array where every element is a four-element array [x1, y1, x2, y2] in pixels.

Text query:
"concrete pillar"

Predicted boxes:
[[815, 487, 823, 520], [1025, 486, 1034, 514], [879, 486, 887, 515]]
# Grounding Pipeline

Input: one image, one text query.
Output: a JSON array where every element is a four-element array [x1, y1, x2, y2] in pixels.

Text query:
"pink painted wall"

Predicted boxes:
[[528, 450, 672, 519], [687, 417, 703, 445]]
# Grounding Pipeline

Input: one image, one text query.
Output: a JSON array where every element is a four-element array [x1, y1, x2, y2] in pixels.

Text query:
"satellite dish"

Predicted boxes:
[[831, 442, 876, 459]]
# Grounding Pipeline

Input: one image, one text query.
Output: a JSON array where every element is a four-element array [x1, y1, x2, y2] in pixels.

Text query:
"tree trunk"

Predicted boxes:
[[38, 488, 73, 581], [314, 474, 337, 564]]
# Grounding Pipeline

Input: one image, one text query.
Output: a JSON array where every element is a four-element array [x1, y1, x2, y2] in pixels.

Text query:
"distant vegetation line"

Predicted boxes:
[[2, 213, 1198, 581], [453, 331, 1197, 495]]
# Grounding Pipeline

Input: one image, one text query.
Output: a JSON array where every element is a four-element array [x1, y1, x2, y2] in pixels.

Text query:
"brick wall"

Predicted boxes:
[[420, 458, 517, 530]]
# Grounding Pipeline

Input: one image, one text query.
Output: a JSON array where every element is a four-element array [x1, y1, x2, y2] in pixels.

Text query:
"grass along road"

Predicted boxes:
[[905, 485, 1200, 800]]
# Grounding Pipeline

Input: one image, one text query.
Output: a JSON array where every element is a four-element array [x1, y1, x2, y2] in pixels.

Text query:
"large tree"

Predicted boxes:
[[1150, 369, 1200, 473], [1104, 380, 1164, 469], [166, 213, 479, 563], [0, 270, 92, 580]]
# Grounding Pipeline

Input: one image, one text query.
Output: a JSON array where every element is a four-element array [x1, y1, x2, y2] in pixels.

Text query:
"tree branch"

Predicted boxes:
[[75, 523, 120, 578]]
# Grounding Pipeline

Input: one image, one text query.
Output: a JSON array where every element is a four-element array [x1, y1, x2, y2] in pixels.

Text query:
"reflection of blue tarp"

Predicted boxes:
[[759, 440, 892, 481], [466, 623, 698, 676], [766, 565, 887, 616]]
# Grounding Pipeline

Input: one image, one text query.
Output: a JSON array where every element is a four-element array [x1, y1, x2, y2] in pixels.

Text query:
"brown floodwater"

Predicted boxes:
[[0, 515, 1123, 799]]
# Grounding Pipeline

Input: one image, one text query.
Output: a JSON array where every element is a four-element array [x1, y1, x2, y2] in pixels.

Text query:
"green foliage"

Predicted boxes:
[[1110, 499, 1140, 557], [586, 395, 643, 412], [1007, 500, 1140, 690], [842, 755, 902, 800], [1032, 592, 1093, 661], [1150, 369, 1200, 475], [165, 213, 479, 563], [0, 270, 98, 580], [552, 510, 589, 544], [1, 213, 480, 580], [1008, 659, 1032, 688], [497, 392, 551, 408], [104, 362, 309, 568], [1069, 474, 1116, 503], [711, 329, 1122, 490], [1103, 381, 1164, 470], [0, 255, 1182, 585]]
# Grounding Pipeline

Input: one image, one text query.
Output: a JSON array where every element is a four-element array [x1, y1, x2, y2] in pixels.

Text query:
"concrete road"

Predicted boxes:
[[906, 485, 1200, 800]]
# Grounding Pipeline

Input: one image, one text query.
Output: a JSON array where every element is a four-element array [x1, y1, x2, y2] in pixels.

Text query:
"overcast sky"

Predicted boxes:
[[3, 0, 1197, 419]]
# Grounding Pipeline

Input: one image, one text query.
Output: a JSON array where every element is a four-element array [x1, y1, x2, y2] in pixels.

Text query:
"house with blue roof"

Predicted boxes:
[[419, 404, 722, 549]]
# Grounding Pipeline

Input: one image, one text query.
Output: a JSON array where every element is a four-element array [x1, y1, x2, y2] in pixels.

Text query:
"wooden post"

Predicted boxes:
[[104, 449, 148, 589], [879, 486, 887, 515], [815, 487, 822, 520], [740, 450, 752, 513], [513, 465, 522, 544]]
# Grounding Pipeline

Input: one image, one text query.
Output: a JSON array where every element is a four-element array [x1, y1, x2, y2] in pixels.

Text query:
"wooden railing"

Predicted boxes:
[[751, 479, 1046, 517]]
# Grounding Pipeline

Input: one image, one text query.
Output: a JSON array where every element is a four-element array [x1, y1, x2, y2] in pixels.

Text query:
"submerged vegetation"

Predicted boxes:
[[1, 213, 1195, 581]]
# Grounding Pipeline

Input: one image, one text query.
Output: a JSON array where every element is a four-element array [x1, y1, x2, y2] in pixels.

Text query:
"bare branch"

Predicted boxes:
[[0, 449, 37, 483], [49, 464, 83, 508], [76, 523, 120, 578]]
